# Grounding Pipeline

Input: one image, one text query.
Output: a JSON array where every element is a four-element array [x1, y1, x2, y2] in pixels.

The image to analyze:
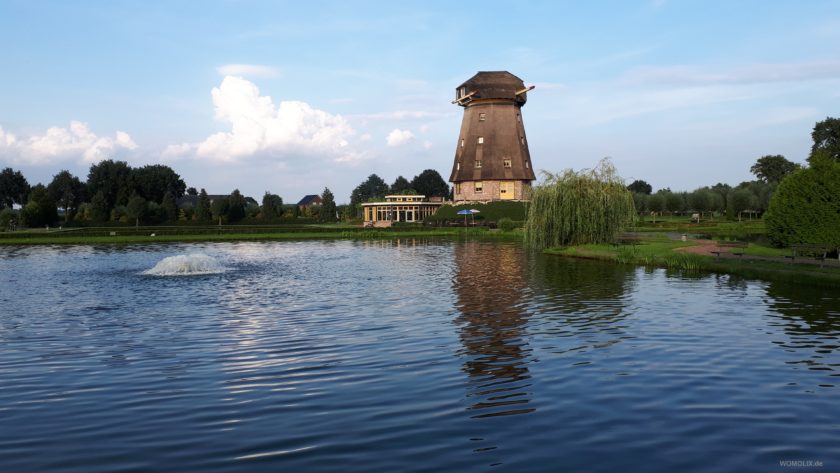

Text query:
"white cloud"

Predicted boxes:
[[169, 76, 356, 162], [216, 64, 280, 78], [0, 121, 137, 165], [0, 126, 17, 146], [359, 133, 372, 141], [386, 128, 414, 147], [423, 140, 433, 150]]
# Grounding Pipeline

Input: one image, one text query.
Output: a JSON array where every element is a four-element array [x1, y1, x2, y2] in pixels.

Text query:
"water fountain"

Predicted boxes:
[[143, 253, 225, 276]]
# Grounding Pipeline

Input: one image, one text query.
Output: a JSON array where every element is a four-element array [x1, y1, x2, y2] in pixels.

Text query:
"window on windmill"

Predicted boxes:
[[475, 160, 482, 168], [455, 183, 461, 194], [475, 181, 483, 193], [479, 113, 486, 121], [520, 136, 525, 145], [477, 136, 484, 144], [456, 162, 460, 170], [525, 161, 530, 169], [460, 138, 464, 148], [503, 159, 512, 168]]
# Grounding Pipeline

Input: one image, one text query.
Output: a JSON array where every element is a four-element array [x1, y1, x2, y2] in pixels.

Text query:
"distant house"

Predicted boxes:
[[297, 194, 322, 210]]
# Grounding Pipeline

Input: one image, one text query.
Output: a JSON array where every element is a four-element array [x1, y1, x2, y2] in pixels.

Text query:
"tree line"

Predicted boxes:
[[628, 116, 840, 251], [624, 117, 840, 222], [0, 159, 342, 228], [0, 160, 450, 229]]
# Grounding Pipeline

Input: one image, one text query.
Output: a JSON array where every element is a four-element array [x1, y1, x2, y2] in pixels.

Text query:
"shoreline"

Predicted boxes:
[[0, 228, 520, 245], [3, 228, 838, 288], [544, 238, 840, 288]]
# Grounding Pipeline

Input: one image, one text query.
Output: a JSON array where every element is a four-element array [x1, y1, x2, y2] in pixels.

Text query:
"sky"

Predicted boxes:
[[1, 0, 839, 204]]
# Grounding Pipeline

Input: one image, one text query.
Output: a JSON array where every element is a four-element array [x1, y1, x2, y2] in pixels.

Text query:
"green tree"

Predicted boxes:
[[196, 188, 212, 222], [126, 194, 147, 228], [350, 174, 389, 215], [87, 160, 132, 210], [89, 191, 110, 223], [0, 167, 31, 208], [410, 169, 449, 198], [226, 189, 246, 223], [389, 176, 413, 194], [664, 192, 684, 215], [765, 157, 840, 251], [130, 164, 186, 203], [632, 193, 647, 213], [735, 180, 775, 214], [186, 187, 198, 196], [46, 170, 86, 223], [750, 155, 800, 183], [320, 187, 337, 222], [810, 117, 840, 162], [728, 189, 754, 221], [688, 190, 715, 219], [524, 159, 635, 248], [20, 184, 58, 227], [647, 193, 665, 222], [627, 179, 652, 195], [261, 192, 284, 220], [710, 183, 731, 210], [0, 207, 17, 230], [211, 196, 228, 225], [179, 203, 195, 221], [161, 191, 177, 222]]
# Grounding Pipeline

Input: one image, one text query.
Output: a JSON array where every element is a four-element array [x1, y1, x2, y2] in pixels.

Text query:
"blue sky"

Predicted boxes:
[[1, 0, 839, 203]]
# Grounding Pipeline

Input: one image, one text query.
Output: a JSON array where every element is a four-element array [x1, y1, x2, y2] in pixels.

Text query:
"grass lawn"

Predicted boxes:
[[546, 235, 840, 288]]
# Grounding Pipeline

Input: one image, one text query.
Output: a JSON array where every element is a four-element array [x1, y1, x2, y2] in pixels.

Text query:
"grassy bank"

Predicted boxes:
[[0, 226, 523, 245], [546, 237, 840, 288]]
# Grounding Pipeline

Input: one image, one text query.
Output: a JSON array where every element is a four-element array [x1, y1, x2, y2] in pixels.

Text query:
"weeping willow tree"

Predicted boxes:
[[524, 159, 636, 249]]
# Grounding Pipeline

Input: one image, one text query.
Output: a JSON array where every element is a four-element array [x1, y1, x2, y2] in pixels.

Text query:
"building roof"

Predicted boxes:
[[456, 71, 528, 105], [297, 194, 322, 206]]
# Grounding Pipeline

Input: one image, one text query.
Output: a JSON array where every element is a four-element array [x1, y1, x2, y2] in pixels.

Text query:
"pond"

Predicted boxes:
[[0, 240, 838, 472]]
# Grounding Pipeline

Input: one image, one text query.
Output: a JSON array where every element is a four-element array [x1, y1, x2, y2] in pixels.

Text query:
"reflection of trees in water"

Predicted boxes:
[[453, 241, 534, 418], [525, 256, 634, 356], [766, 281, 840, 381]]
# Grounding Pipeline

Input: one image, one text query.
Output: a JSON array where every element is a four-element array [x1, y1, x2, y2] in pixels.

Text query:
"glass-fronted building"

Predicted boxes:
[[362, 195, 443, 224]]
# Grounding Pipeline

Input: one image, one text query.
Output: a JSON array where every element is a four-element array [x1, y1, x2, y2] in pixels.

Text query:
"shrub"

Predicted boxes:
[[765, 156, 840, 251], [498, 217, 516, 232]]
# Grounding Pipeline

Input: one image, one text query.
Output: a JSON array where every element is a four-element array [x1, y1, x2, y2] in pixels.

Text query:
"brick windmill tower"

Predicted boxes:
[[449, 71, 536, 202]]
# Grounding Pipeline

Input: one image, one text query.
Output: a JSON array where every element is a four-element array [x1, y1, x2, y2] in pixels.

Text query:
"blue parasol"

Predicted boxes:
[[456, 209, 472, 225]]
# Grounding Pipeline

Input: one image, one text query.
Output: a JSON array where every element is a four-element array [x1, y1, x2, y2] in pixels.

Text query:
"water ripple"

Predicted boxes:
[[0, 240, 838, 472]]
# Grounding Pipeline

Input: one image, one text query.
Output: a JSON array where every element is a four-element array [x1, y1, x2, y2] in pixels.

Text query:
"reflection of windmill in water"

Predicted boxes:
[[453, 241, 535, 418]]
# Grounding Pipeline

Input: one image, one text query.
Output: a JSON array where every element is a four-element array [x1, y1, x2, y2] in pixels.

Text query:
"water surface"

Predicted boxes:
[[0, 240, 838, 472]]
